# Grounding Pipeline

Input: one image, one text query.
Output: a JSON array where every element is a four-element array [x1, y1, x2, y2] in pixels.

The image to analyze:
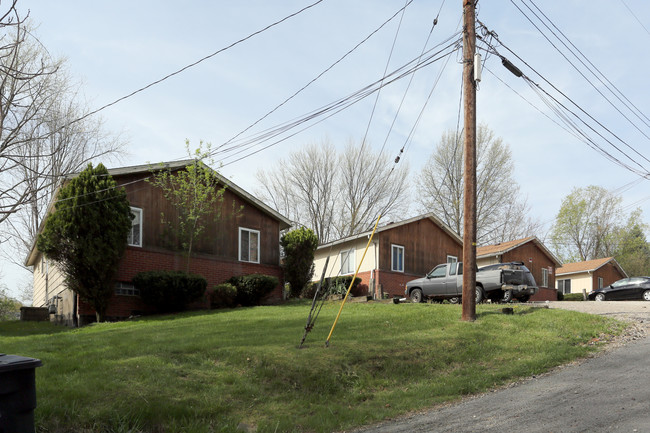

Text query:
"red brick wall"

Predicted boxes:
[[529, 287, 557, 302], [353, 270, 418, 299], [78, 246, 284, 321]]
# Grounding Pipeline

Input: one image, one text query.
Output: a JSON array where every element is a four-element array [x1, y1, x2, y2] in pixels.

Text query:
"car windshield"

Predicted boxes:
[[611, 279, 630, 288]]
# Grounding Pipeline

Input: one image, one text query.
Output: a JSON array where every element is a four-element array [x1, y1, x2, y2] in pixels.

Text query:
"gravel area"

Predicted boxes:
[[534, 300, 650, 347]]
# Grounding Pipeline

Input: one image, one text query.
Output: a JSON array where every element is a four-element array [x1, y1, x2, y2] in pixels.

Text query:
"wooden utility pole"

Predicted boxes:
[[461, 0, 477, 322]]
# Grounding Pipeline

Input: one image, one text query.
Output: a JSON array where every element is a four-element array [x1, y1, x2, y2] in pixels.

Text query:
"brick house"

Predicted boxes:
[[25, 160, 291, 326], [476, 237, 562, 301], [555, 257, 627, 297], [312, 214, 463, 299]]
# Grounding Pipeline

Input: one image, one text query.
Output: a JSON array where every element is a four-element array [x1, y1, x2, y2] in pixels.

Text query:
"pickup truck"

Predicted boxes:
[[404, 261, 538, 304]]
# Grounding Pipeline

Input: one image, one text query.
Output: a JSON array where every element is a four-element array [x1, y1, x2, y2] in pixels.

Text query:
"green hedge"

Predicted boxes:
[[227, 274, 279, 306], [562, 293, 586, 301], [210, 283, 237, 309], [132, 271, 207, 313]]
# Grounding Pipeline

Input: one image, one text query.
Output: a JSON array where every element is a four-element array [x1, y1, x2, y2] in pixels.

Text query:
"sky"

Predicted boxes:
[[4, 0, 650, 300]]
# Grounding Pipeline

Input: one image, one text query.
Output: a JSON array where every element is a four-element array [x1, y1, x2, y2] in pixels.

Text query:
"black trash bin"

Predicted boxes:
[[0, 353, 43, 433]]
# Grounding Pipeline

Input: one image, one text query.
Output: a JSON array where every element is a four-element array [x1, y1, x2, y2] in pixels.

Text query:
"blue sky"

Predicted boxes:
[[5, 0, 650, 299]]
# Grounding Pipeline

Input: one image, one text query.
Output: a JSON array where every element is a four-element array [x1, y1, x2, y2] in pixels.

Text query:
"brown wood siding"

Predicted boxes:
[[502, 242, 556, 289], [592, 262, 626, 291], [377, 219, 462, 277], [117, 170, 281, 266]]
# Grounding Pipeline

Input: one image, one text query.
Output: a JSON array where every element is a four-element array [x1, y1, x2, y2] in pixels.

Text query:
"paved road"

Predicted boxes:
[[354, 301, 650, 433]]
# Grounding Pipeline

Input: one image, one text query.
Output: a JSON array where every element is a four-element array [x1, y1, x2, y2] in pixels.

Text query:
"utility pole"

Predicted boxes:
[[461, 0, 477, 322]]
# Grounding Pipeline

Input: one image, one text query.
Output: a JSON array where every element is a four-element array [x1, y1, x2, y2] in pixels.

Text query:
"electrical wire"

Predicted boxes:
[[215, 0, 416, 154], [511, 0, 650, 153], [478, 23, 650, 179], [65, 0, 326, 129]]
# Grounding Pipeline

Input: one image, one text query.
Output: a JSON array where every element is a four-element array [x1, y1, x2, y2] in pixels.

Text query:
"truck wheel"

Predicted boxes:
[[410, 289, 423, 303], [502, 290, 513, 303], [475, 287, 484, 303], [448, 297, 460, 304], [518, 295, 530, 303]]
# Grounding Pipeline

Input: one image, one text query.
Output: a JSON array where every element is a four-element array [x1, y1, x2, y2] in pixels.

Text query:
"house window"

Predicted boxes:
[[541, 268, 549, 287], [340, 248, 355, 275], [239, 228, 260, 263], [557, 279, 571, 294], [447, 255, 458, 275], [391, 245, 404, 272], [115, 282, 140, 297], [127, 207, 143, 247], [598, 277, 604, 289]]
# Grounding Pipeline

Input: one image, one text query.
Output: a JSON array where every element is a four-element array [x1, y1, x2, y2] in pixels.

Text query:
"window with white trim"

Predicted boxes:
[[391, 244, 404, 272], [542, 268, 549, 287], [239, 228, 260, 263], [447, 255, 458, 275], [115, 282, 140, 297], [598, 277, 604, 289], [340, 248, 355, 275], [127, 207, 143, 247]]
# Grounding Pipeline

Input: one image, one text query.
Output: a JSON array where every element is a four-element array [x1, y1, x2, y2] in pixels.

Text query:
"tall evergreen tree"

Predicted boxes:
[[281, 227, 318, 298], [37, 163, 132, 322]]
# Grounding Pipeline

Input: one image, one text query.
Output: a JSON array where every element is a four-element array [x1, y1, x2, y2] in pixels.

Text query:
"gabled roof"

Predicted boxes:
[[316, 213, 462, 250], [25, 160, 291, 266], [556, 257, 628, 278], [476, 236, 562, 266], [106, 160, 292, 231]]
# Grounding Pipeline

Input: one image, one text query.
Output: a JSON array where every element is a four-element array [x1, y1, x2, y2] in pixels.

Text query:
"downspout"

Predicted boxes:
[[373, 241, 379, 299]]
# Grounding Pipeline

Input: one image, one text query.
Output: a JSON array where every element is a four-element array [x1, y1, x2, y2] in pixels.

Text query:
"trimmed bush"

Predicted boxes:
[[557, 291, 564, 301], [563, 293, 586, 301], [210, 283, 237, 309], [132, 271, 207, 313], [228, 274, 279, 306]]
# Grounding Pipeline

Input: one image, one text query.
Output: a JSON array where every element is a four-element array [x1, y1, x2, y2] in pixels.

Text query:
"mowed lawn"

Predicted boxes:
[[1, 301, 626, 433]]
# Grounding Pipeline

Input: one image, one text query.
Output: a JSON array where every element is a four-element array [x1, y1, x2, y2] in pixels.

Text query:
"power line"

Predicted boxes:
[[66, 0, 326, 129], [620, 0, 650, 39], [215, 0, 415, 154], [511, 0, 650, 154], [478, 21, 650, 178]]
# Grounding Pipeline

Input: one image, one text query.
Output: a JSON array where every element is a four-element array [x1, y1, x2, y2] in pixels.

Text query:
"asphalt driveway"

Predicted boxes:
[[353, 301, 650, 433]]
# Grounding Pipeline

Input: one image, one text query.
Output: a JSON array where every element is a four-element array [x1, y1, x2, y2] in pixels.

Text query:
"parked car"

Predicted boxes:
[[404, 261, 537, 304], [588, 277, 650, 301]]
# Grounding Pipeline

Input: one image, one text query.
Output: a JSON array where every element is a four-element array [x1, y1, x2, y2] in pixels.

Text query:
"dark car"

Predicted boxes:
[[588, 277, 650, 301]]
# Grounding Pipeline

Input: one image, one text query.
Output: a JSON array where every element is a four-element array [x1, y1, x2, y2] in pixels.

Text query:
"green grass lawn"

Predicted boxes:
[[1, 301, 626, 433]]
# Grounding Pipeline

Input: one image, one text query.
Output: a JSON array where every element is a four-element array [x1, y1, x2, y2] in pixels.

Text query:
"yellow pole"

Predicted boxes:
[[325, 215, 381, 347]]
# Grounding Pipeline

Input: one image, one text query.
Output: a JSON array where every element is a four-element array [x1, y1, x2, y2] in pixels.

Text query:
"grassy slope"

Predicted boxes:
[[1, 302, 625, 433]]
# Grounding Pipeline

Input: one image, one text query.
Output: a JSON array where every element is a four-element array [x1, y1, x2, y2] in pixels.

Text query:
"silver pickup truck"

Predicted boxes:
[[404, 261, 538, 304]]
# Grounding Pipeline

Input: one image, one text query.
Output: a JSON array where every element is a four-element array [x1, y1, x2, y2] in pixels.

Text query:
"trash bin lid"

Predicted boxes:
[[0, 353, 43, 373]]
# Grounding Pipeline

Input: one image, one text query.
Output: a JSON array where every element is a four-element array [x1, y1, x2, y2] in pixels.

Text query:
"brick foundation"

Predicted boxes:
[[530, 287, 558, 302], [77, 247, 284, 321]]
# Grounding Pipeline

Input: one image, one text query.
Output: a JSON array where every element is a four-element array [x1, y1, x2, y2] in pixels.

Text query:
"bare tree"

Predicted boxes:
[[334, 139, 409, 239], [257, 140, 338, 242], [0, 6, 125, 265], [256, 138, 409, 243], [416, 124, 539, 245]]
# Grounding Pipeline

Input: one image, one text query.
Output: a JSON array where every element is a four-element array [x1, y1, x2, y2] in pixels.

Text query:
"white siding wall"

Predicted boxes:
[[313, 238, 377, 281], [31, 252, 69, 307], [559, 272, 593, 294], [477, 257, 501, 268]]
